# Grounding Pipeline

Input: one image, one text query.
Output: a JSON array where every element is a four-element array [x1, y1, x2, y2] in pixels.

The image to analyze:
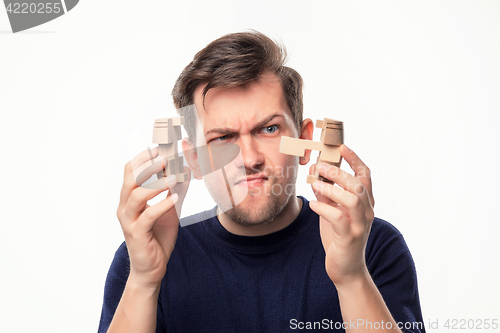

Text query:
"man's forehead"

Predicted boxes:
[[208, 112, 285, 131], [194, 81, 290, 124]]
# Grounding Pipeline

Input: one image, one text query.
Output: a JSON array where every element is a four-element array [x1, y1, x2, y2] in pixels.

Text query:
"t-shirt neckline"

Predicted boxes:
[[202, 196, 313, 253]]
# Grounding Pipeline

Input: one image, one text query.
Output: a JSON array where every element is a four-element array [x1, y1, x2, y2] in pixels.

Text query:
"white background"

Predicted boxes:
[[1, 1, 499, 332]]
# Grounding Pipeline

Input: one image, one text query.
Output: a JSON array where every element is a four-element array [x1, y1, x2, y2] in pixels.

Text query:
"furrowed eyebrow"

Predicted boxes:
[[254, 114, 284, 131], [204, 113, 284, 138]]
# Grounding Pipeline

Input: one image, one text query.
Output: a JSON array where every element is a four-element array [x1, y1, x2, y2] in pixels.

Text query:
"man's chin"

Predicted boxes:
[[224, 208, 273, 227], [235, 189, 272, 208], [222, 192, 286, 226]]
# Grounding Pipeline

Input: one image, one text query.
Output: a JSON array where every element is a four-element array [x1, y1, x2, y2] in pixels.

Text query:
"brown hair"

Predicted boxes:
[[172, 31, 303, 141]]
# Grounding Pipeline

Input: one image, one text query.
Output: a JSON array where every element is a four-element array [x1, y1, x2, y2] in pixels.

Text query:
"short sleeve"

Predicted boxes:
[[97, 242, 130, 333], [365, 218, 426, 333]]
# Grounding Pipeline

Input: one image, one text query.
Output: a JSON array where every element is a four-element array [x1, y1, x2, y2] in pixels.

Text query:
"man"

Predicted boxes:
[[98, 31, 425, 333]]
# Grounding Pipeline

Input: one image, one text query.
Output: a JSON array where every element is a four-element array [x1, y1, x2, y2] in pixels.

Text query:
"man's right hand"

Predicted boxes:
[[116, 147, 190, 289]]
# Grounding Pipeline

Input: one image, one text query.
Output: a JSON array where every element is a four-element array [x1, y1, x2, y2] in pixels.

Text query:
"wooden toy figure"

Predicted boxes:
[[152, 117, 189, 182], [279, 118, 344, 184]]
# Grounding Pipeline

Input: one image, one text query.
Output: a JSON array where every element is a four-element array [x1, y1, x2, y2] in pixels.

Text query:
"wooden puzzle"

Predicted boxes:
[[152, 117, 189, 182], [279, 118, 344, 184]]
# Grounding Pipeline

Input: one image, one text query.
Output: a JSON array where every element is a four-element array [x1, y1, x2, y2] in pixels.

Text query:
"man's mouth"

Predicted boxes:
[[234, 174, 269, 187]]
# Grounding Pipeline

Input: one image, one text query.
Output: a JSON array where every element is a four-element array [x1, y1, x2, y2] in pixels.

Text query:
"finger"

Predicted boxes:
[[131, 147, 159, 170], [340, 145, 369, 178], [137, 159, 171, 189], [124, 175, 178, 220], [153, 167, 191, 254], [316, 163, 371, 212], [312, 182, 340, 208], [309, 200, 350, 237], [121, 148, 160, 204], [340, 144, 374, 207], [134, 154, 171, 187], [310, 163, 329, 203], [152, 193, 182, 256], [312, 180, 366, 230], [121, 150, 165, 204], [136, 193, 179, 233], [309, 163, 315, 177], [309, 163, 339, 207]]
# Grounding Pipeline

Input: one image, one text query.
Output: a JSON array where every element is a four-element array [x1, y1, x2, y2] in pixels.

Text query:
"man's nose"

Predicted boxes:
[[235, 135, 265, 170]]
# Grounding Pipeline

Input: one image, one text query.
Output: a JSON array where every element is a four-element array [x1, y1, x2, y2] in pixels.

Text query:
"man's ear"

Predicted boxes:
[[182, 138, 203, 180], [299, 118, 314, 166]]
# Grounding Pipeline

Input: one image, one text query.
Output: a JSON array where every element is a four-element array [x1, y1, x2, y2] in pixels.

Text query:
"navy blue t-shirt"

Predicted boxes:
[[98, 197, 425, 332]]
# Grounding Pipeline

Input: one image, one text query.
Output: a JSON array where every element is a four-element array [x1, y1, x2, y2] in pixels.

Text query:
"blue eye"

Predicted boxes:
[[214, 134, 230, 141], [262, 125, 278, 134]]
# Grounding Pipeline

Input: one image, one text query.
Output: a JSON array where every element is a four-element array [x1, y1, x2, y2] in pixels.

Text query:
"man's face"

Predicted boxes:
[[192, 73, 301, 226]]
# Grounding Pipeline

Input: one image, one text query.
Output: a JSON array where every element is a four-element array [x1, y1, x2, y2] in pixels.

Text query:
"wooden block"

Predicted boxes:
[[280, 118, 344, 185], [176, 173, 189, 182], [153, 127, 172, 144], [167, 118, 174, 143], [279, 136, 341, 163], [317, 145, 341, 164], [158, 143, 176, 159], [306, 174, 317, 184], [320, 119, 343, 146], [279, 136, 324, 157], [172, 117, 184, 126], [153, 117, 184, 144], [155, 118, 170, 127], [316, 119, 325, 129], [323, 118, 343, 127], [176, 156, 184, 174], [321, 127, 343, 146], [166, 158, 176, 174], [309, 156, 338, 184], [155, 117, 183, 126], [152, 116, 187, 182], [316, 118, 342, 130], [279, 136, 305, 156], [317, 175, 334, 184], [174, 125, 182, 140], [157, 171, 188, 183]]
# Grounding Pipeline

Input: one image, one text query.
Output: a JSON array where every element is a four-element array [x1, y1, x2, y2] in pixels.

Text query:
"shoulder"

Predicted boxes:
[[367, 217, 408, 253], [366, 217, 415, 270], [370, 217, 403, 237], [365, 217, 418, 284], [107, 241, 130, 278], [175, 208, 217, 247]]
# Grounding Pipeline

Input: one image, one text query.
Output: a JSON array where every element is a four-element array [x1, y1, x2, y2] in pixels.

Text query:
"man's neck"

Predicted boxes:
[[217, 196, 303, 237]]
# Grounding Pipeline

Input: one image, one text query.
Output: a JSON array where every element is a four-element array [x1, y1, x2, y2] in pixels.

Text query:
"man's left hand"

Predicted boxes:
[[309, 144, 375, 286]]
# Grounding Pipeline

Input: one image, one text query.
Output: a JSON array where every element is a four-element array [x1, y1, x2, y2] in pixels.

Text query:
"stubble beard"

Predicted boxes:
[[222, 167, 298, 227]]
